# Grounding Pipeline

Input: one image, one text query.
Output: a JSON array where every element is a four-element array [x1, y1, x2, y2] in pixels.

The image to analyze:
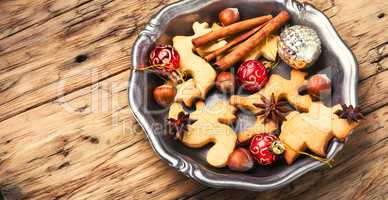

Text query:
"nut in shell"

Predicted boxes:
[[216, 72, 235, 94], [153, 84, 177, 107], [219, 8, 240, 26], [227, 148, 254, 172]]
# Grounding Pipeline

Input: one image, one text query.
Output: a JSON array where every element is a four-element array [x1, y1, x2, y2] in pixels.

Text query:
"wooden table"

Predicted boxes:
[[0, 0, 387, 199]]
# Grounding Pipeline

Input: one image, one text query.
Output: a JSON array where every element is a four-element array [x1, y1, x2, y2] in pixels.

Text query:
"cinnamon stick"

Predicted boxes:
[[192, 15, 273, 47], [216, 11, 290, 70], [205, 23, 267, 62]]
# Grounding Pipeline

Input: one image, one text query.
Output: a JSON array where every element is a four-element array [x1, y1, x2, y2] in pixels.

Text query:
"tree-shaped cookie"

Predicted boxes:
[[173, 22, 225, 107], [279, 102, 360, 164], [230, 70, 312, 113], [238, 93, 292, 143], [168, 101, 237, 168], [231, 70, 312, 142]]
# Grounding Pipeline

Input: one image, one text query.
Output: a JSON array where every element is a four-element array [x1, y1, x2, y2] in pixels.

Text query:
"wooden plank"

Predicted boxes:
[[0, 0, 386, 123], [303, 0, 388, 81], [0, 71, 203, 199], [0, 0, 176, 122], [0, 0, 93, 40], [0, 68, 387, 199]]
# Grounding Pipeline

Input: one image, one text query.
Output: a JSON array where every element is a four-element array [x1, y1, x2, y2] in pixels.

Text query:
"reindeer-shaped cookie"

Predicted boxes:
[[173, 22, 226, 107]]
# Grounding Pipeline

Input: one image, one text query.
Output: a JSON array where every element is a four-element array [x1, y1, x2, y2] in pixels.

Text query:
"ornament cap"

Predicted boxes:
[[271, 140, 285, 155]]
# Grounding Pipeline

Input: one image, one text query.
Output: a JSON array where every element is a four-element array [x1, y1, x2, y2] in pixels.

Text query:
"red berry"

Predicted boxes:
[[237, 60, 269, 93], [250, 133, 284, 165], [149, 45, 180, 75]]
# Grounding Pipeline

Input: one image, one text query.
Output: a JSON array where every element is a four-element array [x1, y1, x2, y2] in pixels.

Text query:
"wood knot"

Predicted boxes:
[[57, 161, 70, 170], [82, 135, 99, 144], [75, 54, 88, 63], [90, 137, 99, 144]]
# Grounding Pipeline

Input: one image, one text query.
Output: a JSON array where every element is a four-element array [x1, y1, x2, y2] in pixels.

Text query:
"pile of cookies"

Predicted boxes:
[[145, 8, 363, 172]]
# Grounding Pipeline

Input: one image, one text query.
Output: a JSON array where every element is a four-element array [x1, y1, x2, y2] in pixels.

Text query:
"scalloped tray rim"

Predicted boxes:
[[128, 0, 358, 191]]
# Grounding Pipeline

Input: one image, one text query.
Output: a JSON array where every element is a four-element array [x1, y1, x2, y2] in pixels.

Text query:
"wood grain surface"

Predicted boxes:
[[0, 0, 387, 199]]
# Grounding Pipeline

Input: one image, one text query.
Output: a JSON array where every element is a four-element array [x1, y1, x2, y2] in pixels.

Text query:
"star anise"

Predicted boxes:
[[335, 104, 364, 123], [254, 93, 292, 126], [167, 112, 197, 140]]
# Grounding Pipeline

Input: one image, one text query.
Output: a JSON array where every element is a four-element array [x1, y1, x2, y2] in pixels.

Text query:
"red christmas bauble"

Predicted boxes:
[[149, 45, 180, 75], [250, 133, 283, 165], [237, 60, 269, 93]]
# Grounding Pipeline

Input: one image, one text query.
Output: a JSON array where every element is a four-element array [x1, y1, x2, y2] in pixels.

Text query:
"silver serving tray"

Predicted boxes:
[[129, 0, 358, 191]]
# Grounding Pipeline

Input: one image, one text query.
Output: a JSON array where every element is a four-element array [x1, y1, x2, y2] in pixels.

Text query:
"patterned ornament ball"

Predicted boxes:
[[250, 133, 285, 165], [237, 60, 269, 93], [149, 45, 180, 75], [278, 25, 321, 70]]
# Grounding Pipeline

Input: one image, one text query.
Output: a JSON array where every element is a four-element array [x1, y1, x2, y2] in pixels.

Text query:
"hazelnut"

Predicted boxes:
[[153, 83, 177, 107], [219, 8, 240, 26], [227, 148, 254, 172], [215, 72, 235, 94], [299, 74, 331, 99]]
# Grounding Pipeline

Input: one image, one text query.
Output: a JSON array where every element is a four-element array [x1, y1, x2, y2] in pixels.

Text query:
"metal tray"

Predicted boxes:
[[129, 0, 358, 191]]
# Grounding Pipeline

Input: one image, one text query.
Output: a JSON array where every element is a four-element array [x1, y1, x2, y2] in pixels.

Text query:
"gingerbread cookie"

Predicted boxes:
[[174, 79, 202, 107], [238, 117, 277, 143], [279, 102, 359, 164], [168, 101, 237, 168], [230, 70, 312, 113], [173, 22, 221, 107]]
